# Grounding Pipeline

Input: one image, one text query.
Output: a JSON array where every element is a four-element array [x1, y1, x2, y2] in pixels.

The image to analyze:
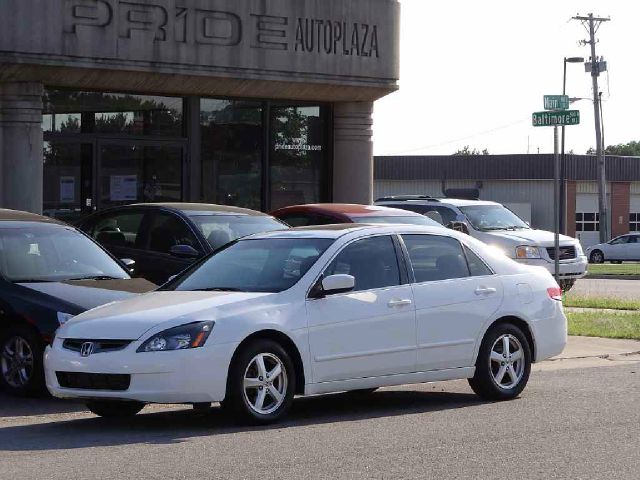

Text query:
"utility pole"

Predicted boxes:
[[572, 13, 610, 243]]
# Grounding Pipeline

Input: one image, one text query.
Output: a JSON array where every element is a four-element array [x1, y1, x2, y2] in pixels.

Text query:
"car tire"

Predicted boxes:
[[0, 325, 45, 396], [589, 250, 605, 264], [559, 279, 575, 292], [85, 400, 145, 418], [224, 339, 295, 425], [468, 323, 532, 401]]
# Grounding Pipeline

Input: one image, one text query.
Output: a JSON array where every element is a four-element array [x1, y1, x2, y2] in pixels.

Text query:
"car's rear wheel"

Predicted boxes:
[[590, 250, 605, 263], [0, 325, 45, 396], [468, 323, 532, 401], [559, 279, 575, 292], [85, 400, 145, 418], [224, 339, 295, 424]]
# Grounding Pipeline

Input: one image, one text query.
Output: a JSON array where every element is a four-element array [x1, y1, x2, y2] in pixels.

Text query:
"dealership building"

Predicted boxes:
[[375, 154, 640, 248], [0, 0, 399, 219]]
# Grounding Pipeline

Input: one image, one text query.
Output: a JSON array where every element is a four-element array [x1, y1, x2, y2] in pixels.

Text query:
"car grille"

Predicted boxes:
[[546, 246, 577, 260], [56, 372, 131, 391], [62, 339, 132, 354]]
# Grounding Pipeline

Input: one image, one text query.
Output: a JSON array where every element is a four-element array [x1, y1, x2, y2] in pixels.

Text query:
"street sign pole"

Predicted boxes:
[[553, 126, 560, 283]]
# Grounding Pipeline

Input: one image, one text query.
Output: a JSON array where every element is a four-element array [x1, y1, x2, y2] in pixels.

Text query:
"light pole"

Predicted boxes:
[[560, 56, 584, 235]]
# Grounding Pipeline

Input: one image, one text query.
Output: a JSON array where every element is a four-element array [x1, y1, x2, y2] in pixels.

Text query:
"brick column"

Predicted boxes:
[[566, 181, 577, 238], [332, 102, 374, 204], [610, 182, 631, 237], [0, 82, 44, 213]]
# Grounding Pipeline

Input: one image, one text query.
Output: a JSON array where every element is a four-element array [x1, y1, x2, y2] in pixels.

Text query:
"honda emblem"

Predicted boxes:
[[80, 342, 95, 357]]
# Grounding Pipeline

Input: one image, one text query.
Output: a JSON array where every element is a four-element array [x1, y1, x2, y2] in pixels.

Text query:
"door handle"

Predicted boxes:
[[388, 299, 413, 307], [475, 286, 497, 296]]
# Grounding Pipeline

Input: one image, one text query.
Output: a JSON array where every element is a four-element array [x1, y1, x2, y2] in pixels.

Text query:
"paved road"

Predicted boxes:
[[572, 278, 640, 300], [1, 356, 638, 480]]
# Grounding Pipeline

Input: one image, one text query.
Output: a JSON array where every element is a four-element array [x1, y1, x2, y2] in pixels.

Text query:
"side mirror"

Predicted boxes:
[[446, 221, 469, 235], [120, 258, 136, 273], [320, 274, 355, 296], [169, 244, 200, 259]]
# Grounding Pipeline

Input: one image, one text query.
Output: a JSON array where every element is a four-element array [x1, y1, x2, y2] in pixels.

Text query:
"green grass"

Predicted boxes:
[[587, 263, 640, 276], [563, 295, 640, 310], [567, 310, 640, 340]]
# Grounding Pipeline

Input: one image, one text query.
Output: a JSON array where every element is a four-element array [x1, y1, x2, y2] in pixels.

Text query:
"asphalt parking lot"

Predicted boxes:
[[1, 351, 638, 480]]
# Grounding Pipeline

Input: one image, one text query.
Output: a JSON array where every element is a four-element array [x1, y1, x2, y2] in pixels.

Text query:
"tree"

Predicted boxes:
[[587, 141, 640, 156], [453, 145, 490, 155]]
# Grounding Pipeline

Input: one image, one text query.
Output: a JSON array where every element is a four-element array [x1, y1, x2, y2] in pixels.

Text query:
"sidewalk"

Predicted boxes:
[[535, 336, 640, 372]]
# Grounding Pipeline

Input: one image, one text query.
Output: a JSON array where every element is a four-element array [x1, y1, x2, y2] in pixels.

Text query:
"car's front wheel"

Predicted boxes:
[[85, 400, 145, 418], [590, 250, 605, 263], [468, 323, 532, 401], [224, 339, 295, 424], [0, 325, 45, 396]]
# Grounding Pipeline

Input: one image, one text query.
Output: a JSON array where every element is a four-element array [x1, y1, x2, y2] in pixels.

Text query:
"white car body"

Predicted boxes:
[[45, 225, 566, 407], [377, 198, 588, 282], [585, 234, 640, 262]]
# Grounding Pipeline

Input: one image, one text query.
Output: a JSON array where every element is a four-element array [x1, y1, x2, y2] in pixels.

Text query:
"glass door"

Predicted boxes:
[[97, 140, 185, 210], [43, 138, 94, 223]]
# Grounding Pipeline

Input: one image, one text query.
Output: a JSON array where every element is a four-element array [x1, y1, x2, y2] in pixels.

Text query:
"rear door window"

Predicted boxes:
[[401, 234, 471, 282], [90, 212, 145, 249]]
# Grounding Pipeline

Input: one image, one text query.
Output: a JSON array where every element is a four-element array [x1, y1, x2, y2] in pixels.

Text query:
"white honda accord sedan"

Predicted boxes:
[[45, 224, 567, 424]]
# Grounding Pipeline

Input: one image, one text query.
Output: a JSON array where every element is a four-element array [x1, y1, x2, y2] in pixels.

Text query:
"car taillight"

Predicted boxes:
[[547, 287, 563, 301]]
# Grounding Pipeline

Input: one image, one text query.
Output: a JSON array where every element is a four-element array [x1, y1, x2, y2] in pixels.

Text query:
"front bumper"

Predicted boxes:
[[515, 255, 588, 280], [44, 338, 238, 404]]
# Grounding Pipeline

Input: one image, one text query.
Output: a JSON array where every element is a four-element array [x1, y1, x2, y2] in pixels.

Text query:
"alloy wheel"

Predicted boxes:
[[489, 334, 525, 390], [1, 336, 34, 388], [591, 251, 604, 263], [243, 353, 288, 415]]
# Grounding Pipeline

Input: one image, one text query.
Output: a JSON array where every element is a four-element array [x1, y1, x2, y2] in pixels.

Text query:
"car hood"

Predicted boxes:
[[56, 290, 272, 339], [476, 229, 578, 248], [18, 278, 156, 313]]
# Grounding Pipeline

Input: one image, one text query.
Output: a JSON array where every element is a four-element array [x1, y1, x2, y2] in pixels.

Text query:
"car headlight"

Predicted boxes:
[[575, 243, 584, 256], [56, 312, 74, 326], [515, 246, 541, 259], [137, 321, 214, 353]]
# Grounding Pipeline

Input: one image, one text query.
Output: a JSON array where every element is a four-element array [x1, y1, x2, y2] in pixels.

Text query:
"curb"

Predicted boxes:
[[585, 275, 640, 280]]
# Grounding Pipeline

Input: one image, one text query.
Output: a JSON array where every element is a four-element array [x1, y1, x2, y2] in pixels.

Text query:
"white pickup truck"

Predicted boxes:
[[376, 196, 588, 290]]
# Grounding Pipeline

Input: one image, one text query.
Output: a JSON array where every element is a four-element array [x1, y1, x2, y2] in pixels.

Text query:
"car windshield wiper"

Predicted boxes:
[[192, 287, 245, 292], [67, 275, 123, 281]]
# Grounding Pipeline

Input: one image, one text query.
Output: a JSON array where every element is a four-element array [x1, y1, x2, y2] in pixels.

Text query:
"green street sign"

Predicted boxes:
[[543, 95, 570, 110], [532, 110, 580, 127]]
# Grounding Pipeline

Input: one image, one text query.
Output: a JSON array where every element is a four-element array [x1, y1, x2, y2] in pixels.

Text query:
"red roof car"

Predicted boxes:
[[270, 203, 443, 227]]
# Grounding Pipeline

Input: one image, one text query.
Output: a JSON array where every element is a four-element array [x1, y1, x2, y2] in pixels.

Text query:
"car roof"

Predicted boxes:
[[271, 203, 425, 217], [246, 223, 449, 240], [379, 198, 500, 208], [0, 208, 67, 225], [126, 203, 271, 216]]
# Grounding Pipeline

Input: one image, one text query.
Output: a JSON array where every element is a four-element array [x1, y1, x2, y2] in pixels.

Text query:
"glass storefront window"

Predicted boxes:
[[201, 99, 263, 210], [43, 90, 183, 137], [99, 144, 183, 209], [270, 106, 326, 210]]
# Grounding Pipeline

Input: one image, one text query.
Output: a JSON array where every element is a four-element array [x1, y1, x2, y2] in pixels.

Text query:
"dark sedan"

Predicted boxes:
[[0, 209, 155, 396], [77, 203, 288, 285]]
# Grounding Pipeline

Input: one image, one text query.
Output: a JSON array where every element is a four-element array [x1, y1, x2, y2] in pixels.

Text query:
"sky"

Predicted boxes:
[[373, 0, 639, 156]]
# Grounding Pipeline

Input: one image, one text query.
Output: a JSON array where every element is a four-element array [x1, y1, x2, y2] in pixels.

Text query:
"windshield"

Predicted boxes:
[[458, 205, 529, 231], [189, 215, 288, 250], [0, 224, 129, 283], [352, 216, 442, 227], [169, 238, 333, 293]]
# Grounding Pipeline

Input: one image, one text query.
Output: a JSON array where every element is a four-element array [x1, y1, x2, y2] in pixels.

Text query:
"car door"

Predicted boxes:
[[306, 235, 416, 383], [139, 211, 205, 284], [627, 235, 640, 260], [400, 234, 504, 371], [82, 208, 149, 271], [606, 236, 629, 260]]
